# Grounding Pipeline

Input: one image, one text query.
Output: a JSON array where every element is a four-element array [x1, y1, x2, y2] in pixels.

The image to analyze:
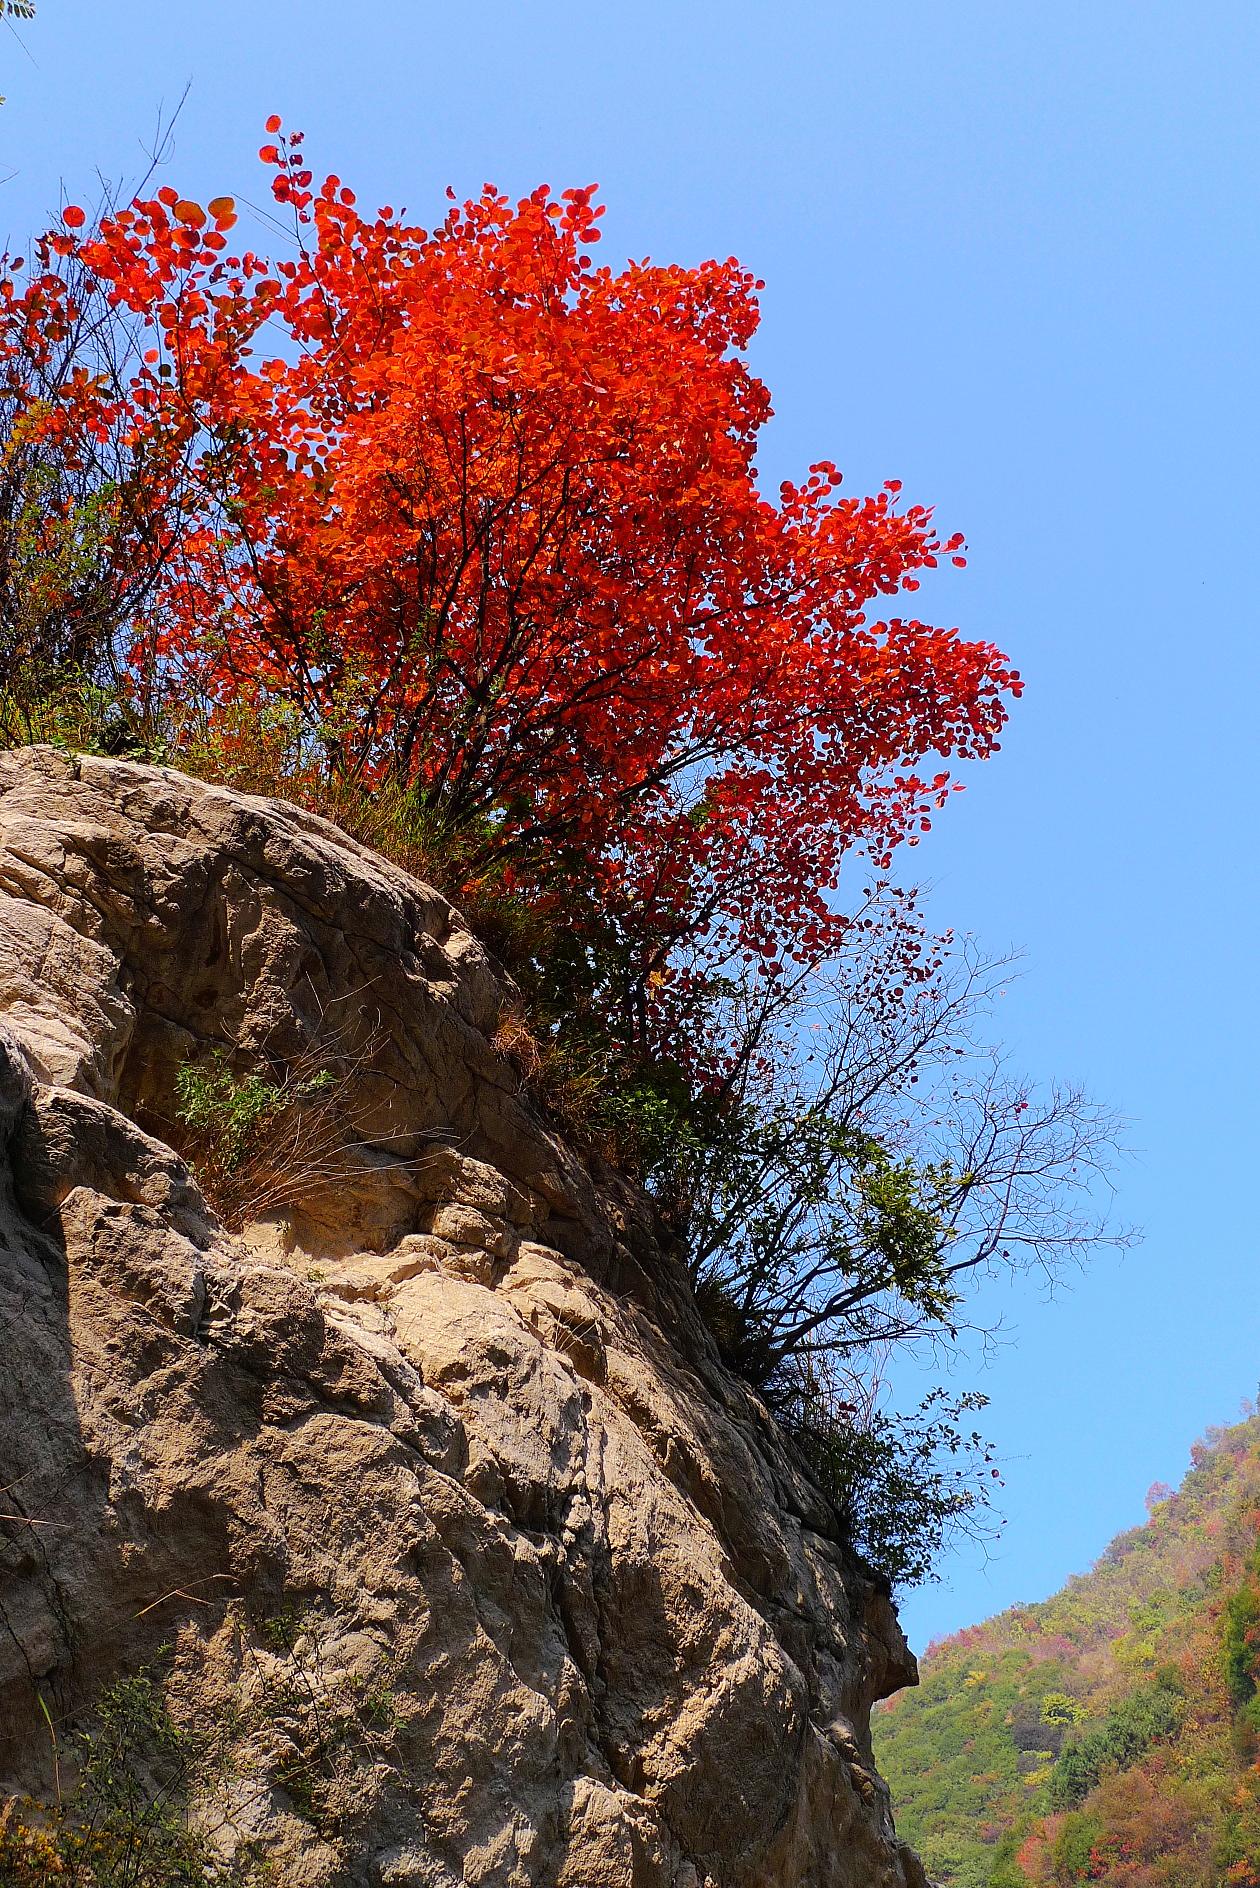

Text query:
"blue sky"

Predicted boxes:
[[6, 1, 1258, 1653]]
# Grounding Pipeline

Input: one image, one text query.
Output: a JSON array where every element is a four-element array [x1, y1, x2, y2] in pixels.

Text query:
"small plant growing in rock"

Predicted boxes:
[[175, 1055, 302, 1174], [172, 1036, 373, 1233], [0, 1624, 418, 1881], [235, 1604, 413, 1841], [171, 1024, 445, 1237], [0, 1669, 266, 1885]]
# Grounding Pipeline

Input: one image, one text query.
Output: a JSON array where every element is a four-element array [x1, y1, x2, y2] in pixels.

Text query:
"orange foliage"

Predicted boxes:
[[4, 124, 1021, 1036]]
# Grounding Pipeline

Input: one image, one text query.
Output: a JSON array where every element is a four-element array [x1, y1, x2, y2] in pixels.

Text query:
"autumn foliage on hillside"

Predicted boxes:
[[1, 124, 1018, 1042], [873, 1413, 1260, 1887]]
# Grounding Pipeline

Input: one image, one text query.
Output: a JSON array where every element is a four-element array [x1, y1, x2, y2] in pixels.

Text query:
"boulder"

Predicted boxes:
[[0, 748, 922, 1887]]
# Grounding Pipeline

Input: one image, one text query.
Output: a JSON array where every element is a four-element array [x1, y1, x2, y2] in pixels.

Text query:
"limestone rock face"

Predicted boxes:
[[0, 747, 925, 1888]]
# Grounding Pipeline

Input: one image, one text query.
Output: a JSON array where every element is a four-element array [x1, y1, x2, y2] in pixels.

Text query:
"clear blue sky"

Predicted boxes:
[[6, 1, 1258, 1654]]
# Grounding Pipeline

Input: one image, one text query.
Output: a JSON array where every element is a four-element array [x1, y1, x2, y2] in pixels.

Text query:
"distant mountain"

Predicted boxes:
[[873, 1412, 1260, 1887]]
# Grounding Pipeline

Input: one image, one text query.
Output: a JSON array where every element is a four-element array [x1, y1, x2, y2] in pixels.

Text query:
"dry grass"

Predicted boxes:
[[170, 1025, 438, 1237]]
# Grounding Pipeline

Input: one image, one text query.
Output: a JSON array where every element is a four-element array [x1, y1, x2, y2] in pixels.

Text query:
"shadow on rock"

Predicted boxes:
[[0, 1024, 94, 1782], [0, 1023, 285, 1792]]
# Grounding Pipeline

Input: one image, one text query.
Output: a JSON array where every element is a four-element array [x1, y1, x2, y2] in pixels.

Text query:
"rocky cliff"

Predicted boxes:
[[0, 746, 925, 1887]]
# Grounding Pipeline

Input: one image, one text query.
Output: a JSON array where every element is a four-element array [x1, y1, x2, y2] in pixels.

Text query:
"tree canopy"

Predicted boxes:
[[11, 125, 1018, 1029]]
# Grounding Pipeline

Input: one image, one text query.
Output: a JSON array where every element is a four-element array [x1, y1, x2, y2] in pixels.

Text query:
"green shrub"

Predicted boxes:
[[987, 1828, 1031, 1887], [175, 1055, 298, 1174], [1051, 1810, 1104, 1882], [779, 1372, 998, 1588], [1224, 1552, 1260, 1706], [1048, 1678, 1183, 1809], [0, 1670, 263, 1886]]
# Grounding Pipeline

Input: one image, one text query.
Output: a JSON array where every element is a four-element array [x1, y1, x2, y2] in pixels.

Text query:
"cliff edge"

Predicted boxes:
[[0, 747, 925, 1887]]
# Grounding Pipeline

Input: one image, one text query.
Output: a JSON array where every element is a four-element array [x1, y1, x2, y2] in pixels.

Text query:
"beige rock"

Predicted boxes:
[[0, 750, 923, 1887]]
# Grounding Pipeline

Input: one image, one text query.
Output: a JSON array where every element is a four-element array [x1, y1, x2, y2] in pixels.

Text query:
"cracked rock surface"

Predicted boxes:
[[0, 747, 926, 1888]]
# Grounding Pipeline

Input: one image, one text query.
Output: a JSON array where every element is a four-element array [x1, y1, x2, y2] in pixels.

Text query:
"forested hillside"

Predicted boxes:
[[874, 1412, 1260, 1886]]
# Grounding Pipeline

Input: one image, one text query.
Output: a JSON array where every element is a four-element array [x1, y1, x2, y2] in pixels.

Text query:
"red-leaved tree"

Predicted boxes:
[[11, 125, 1021, 1039]]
